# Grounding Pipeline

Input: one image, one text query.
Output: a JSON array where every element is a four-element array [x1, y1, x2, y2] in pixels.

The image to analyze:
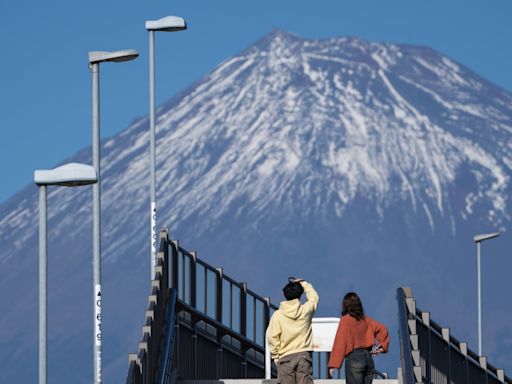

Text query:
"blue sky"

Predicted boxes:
[[0, 0, 511, 203]]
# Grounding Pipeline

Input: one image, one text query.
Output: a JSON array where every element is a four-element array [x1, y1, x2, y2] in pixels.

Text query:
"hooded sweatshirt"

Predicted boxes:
[[266, 281, 319, 360]]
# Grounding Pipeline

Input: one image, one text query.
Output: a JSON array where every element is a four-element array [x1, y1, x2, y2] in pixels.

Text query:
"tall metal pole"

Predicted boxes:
[[477, 241, 482, 356], [91, 62, 103, 384], [149, 29, 157, 280], [39, 185, 47, 384]]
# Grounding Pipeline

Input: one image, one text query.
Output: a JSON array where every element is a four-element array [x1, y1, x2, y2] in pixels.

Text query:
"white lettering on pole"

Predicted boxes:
[[151, 202, 157, 266], [95, 284, 102, 347], [95, 284, 102, 382]]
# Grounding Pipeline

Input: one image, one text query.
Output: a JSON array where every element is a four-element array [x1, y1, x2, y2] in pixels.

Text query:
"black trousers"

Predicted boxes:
[[345, 349, 375, 384]]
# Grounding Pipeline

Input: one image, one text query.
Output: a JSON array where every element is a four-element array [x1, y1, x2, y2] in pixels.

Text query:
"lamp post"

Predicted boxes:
[[145, 16, 187, 279], [35, 163, 97, 384], [473, 232, 500, 356], [88, 49, 138, 384]]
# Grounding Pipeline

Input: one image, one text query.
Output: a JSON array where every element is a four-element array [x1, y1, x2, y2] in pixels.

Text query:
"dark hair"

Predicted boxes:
[[342, 292, 365, 320], [283, 282, 304, 300]]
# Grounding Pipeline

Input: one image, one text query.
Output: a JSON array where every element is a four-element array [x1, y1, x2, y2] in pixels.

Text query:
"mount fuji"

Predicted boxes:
[[1, 30, 511, 383]]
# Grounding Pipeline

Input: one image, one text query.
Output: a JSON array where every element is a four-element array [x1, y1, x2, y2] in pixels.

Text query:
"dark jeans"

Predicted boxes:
[[345, 348, 375, 384], [277, 351, 314, 384]]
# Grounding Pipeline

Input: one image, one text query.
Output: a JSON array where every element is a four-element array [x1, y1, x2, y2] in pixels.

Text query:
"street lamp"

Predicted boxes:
[[35, 163, 97, 384], [88, 49, 139, 384], [145, 16, 187, 280], [473, 232, 500, 356]]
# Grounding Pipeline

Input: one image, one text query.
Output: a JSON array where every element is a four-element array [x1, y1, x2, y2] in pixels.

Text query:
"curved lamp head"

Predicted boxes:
[[145, 16, 187, 32], [473, 232, 500, 243], [88, 49, 139, 64], [35, 163, 97, 187]]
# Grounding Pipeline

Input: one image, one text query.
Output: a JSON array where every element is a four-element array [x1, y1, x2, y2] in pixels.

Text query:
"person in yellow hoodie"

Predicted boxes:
[[266, 278, 319, 384]]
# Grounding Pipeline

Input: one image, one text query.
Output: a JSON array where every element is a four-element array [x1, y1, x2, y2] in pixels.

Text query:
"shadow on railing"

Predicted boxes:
[[397, 287, 511, 384], [126, 230, 175, 384]]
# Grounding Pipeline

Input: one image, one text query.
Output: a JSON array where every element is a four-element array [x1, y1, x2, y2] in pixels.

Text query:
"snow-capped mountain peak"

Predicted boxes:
[[1, 31, 511, 383]]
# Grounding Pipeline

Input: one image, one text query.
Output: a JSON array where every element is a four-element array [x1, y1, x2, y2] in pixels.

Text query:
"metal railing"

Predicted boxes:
[[156, 289, 179, 384], [126, 230, 174, 384], [397, 287, 511, 384], [127, 228, 392, 382], [167, 233, 278, 379]]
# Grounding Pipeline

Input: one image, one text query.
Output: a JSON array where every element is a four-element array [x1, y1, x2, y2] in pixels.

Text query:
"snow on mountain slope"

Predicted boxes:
[[0, 30, 511, 383]]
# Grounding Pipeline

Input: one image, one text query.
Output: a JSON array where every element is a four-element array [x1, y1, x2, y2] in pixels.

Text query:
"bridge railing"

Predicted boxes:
[[126, 230, 174, 384], [127, 228, 391, 382], [170, 240, 276, 348], [397, 287, 511, 384], [167, 233, 279, 379]]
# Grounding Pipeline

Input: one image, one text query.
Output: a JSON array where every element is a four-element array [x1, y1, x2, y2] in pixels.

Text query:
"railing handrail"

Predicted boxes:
[[398, 286, 511, 384], [156, 288, 178, 384], [177, 300, 266, 354], [410, 296, 511, 382], [126, 230, 172, 384], [176, 243, 278, 310], [396, 287, 417, 384]]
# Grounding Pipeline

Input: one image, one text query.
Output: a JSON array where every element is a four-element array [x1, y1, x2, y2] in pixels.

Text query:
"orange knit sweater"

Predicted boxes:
[[328, 314, 389, 368]]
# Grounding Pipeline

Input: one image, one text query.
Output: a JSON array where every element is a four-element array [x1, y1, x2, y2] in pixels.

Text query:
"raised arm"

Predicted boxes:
[[300, 281, 319, 313]]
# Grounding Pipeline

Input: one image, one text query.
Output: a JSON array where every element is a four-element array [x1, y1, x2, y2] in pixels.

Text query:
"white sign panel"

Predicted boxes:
[[312, 317, 340, 352], [265, 317, 341, 378]]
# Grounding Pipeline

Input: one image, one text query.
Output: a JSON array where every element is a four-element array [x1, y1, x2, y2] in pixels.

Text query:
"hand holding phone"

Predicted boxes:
[[371, 344, 383, 355]]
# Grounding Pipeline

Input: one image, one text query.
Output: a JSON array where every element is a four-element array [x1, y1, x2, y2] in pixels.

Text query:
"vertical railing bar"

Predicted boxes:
[[203, 268, 208, 315], [230, 283, 234, 329], [216, 268, 223, 379], [317, 352, 321, 378], [240, 282, 248, 378], [240, 283, 247, 337], [190, 251, 197, 309], [253, 295, 257, 343], [171, 240, 179, 291], [264, 297, 270, 347], [181, 253, 185, 301], [444, 328, 452, 384], [184, 256, 189, 304], [216, 268, 223, 323]]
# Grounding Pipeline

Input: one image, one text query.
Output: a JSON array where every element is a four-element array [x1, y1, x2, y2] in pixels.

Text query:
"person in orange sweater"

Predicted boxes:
[[328, 292, 389, 384]]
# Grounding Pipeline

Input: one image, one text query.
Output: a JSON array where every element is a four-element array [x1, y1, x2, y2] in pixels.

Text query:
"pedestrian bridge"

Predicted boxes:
[[177, 380, 398, 384], [125, 230, 510, 384]]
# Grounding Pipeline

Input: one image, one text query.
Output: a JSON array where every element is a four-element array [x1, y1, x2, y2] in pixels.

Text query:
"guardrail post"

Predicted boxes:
[[264, 297, 271, 379], [171, 240, 179, 291], [458, 343, 469, 384], [240, 283, 248, 378], [420, 311, 431, 384], [216, 268, 223, 323], [442, 328, 451, 384], [240, 283, 247, 337], [479, 356, 487, 370], [216, 268, 224, 378], [159, 230, 169, 295], [497, 369, 505, 383], [190, 252, 197, 309]]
